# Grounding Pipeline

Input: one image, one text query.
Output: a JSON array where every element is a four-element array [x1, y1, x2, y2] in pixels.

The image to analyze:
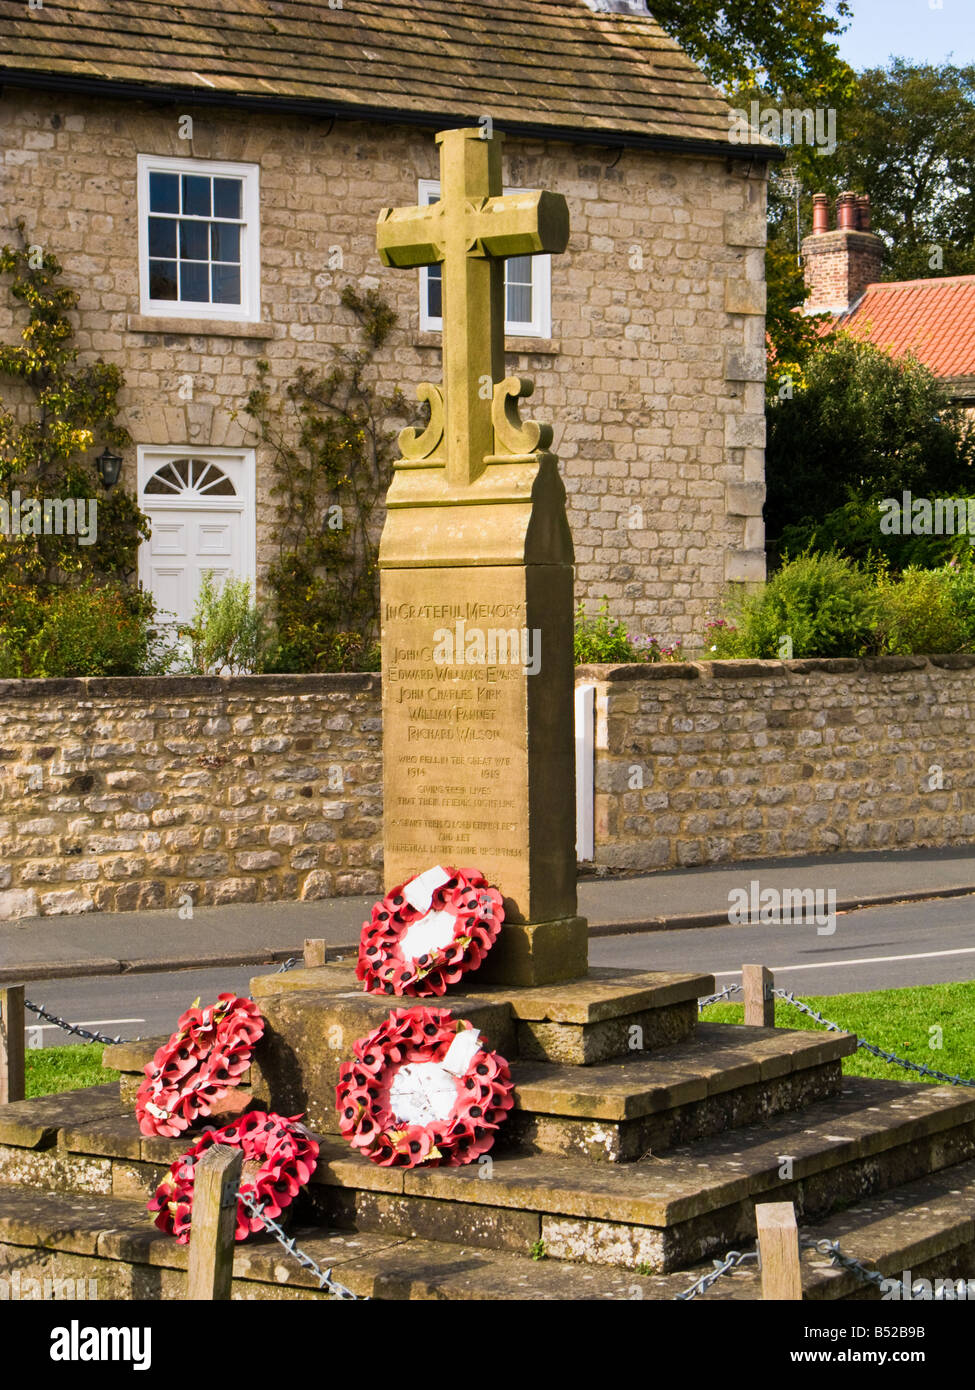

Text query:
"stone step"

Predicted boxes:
[[58, 1018, 855, 1168], [306, 1078, 975, 1271], [503, 1022, 854, 1160], [249, 965, 712, 1096], [2, 1154, 974, 1301], [659, 1156, 975, 1301], [0, 1184, 652, 1301], [3, 1075, 973, 1274]]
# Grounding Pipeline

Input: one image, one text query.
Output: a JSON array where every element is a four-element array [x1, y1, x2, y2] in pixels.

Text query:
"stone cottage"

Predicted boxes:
[[1, 0, 772, 649]]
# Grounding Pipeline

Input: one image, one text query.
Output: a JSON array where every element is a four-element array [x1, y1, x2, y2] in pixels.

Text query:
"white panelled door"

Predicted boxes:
[[138, 449, 256, 625]]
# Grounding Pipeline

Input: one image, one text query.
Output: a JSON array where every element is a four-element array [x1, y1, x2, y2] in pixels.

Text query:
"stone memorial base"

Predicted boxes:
[[2, 959, 974, 1299]]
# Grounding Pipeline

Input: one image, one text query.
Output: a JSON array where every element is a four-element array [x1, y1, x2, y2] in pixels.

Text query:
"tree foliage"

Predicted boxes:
[[765, 334, 975, 566], [650, 0, 855, 101], [0, 221, 148, 591], [242, 285, 415, 672], [767, 62, 975, 284]]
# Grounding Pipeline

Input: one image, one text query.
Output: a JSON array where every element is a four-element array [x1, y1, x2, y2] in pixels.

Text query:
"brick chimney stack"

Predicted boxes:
[[801, 192, 885, 315]]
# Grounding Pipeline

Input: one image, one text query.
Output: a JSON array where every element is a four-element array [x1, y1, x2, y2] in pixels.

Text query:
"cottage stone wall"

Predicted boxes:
[[1, 90, 767, 648], [1, 661, 974, 920]]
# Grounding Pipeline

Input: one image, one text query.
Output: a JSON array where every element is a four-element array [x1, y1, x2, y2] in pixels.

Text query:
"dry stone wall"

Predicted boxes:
[[584, 656, 975, 870], [0, 674, 382, 920], [1, 662, 974, 920]]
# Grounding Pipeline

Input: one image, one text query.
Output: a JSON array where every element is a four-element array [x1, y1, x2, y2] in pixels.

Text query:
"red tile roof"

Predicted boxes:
[[837, 276, 975, 381]]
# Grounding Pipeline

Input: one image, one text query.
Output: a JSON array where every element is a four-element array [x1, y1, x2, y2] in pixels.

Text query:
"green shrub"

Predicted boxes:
[[24, 583, 158, 677], [704, 553, 878, 659], [702, 617, 747, 659], [178, 571, 271, 676], [875, 566, 971, 655], [574, 600, 682, 664]]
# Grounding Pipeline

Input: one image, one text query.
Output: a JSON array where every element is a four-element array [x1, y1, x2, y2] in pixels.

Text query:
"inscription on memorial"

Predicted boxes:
[[382, 574, 532, 884]]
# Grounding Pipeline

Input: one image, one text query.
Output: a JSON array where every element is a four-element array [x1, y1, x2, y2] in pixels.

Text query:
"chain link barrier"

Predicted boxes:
[[22, 955, 304, 1047], [23, 998, 128, 1046], [674, 1247, 759, 1300], [674, 1234, 892, 1300], [237, 1190, 364, 1300], [697, 982, 742, 1011], [770, 987, 975, 1088]]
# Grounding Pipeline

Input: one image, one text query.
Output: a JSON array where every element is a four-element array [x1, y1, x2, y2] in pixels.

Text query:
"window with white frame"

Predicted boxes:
[[137, 155, 260, 320], [417, 179, 552, 338]]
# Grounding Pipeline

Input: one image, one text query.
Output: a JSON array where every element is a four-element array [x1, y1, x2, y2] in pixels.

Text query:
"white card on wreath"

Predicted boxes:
[[403, 865, 452, 913], [442, 1029, 482, 1077]]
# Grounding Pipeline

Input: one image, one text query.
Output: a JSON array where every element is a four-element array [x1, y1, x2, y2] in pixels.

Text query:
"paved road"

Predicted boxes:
[[24, 894, 975, 1047]]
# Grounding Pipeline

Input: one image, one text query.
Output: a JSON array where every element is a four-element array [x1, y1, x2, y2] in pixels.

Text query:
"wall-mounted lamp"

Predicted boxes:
[[95, 446, 123, 490]]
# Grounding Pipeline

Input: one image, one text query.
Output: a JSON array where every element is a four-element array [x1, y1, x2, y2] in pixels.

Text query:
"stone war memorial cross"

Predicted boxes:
[[376, 127, 587, 986]]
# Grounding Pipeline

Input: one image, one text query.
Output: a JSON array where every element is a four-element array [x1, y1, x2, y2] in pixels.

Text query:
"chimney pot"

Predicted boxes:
[[856, 194, 872, 231], [836, 192, 858, 230], [812, 194, 829, 235]]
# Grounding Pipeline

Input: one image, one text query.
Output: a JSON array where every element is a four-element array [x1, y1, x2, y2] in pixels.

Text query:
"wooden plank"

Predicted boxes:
[[756, 1201, 803, 1300], [742, 963, 774, 1027], [0, 986, 26, 1105], [303, 939, 327, 969], [187, 1144, 243, 1300]]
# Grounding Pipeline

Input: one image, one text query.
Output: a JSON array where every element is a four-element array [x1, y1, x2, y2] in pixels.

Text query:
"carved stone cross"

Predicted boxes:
[[377, 127, 569, 486]]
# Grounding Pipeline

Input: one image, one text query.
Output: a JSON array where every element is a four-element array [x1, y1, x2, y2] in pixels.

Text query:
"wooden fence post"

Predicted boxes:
[[0, 985, 26, 1105], [303, 939, 327, 969], [742, 964, 774, 1027], [187, 1144, 243, 1300], [756, 1201, 803, 1300]]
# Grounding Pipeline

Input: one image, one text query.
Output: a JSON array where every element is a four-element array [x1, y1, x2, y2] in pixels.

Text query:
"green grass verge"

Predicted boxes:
[[26, 1043, 119, 1099], [701, 981, 975, 1084]]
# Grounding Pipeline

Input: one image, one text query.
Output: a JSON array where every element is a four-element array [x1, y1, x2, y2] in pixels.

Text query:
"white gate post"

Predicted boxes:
[[575, 682, 596, 862]]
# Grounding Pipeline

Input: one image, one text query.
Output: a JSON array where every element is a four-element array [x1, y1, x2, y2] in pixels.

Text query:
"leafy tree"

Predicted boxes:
[[650, 0, 855, 101], [242, 285, 415, 672], [0, 221, 148, 591], [765, 335, 975, 566], [765, 232, 829, 395], [787, 61, 975, 281]]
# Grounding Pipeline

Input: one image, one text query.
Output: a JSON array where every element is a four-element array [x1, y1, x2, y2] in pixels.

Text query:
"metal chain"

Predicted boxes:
[[23, 999, 128, 1046], [771, 988, 975, 1087], [698, 983, 742, 1012], [23, 956, 301, 1047], [237, 1190, 364, 1300], [674, 1248, 759, 1300], [801, 1236, 888, 1292], [676, 1234, 888, 1301]]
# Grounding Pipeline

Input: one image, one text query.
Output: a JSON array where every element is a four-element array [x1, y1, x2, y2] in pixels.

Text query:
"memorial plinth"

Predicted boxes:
[[377, 127, 586, 985]]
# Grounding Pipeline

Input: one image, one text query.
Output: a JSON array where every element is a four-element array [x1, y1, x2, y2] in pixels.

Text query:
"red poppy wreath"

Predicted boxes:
[[356, 865, 504, 997], [147, 1110, 319, 1243], [336, 1006, 514, 1168], [135, 993, 264, 1139]]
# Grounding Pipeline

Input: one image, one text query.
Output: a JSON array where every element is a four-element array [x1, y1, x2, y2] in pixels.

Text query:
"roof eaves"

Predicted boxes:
[[0, 66, 784, 160]]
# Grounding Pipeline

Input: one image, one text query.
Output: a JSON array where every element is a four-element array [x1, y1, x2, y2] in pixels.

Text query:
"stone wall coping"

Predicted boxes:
[[0, 672, 381, 701], [1, 655, 972, 702], [575, 654, 975, 682]]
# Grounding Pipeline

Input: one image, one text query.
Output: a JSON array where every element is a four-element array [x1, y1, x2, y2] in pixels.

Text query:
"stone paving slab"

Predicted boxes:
[[0, 1085, 121, 1149], [250, 963, 713, 1024]]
